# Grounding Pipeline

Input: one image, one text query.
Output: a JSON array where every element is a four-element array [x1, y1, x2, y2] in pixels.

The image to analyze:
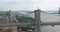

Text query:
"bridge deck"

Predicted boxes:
[[0, 23, 31, 27]]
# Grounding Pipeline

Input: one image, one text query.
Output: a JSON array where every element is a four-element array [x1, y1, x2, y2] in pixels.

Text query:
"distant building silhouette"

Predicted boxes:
[[59, 7, 60, 15]]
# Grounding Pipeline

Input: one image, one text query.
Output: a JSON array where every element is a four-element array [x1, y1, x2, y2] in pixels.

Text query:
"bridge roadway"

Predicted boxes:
[[41, 22, 60, 26], [0, 22, 60, 27], [0, 23, 31, 27]]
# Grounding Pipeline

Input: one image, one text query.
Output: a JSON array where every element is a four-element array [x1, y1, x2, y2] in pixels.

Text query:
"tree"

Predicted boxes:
[[16, 16, 35, 23], [16, 16, 35, 31], [17, 26, 34, 31]]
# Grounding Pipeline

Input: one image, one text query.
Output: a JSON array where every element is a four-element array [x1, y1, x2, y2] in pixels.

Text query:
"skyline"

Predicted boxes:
[[0, 0, 59, 11]]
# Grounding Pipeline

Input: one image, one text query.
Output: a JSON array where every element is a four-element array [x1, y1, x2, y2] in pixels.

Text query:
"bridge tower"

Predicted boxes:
[[34, 8, 41, 32]]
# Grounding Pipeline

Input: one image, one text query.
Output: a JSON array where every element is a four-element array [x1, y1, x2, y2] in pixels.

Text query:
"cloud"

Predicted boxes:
[[32, 0, 59, 10], [0, 0, 33, 11], [0, 0, 59, 11]]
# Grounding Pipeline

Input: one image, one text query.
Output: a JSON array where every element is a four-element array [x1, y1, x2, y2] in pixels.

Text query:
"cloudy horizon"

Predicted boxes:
[[0, 0, 59, 11]]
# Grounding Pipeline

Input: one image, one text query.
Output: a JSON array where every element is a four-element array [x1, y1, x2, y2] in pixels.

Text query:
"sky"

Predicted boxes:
[[0, 0, 59, 11]]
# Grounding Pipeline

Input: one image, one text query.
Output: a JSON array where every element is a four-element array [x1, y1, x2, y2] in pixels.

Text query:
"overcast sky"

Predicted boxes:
[[0, 0, 59, 11]]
